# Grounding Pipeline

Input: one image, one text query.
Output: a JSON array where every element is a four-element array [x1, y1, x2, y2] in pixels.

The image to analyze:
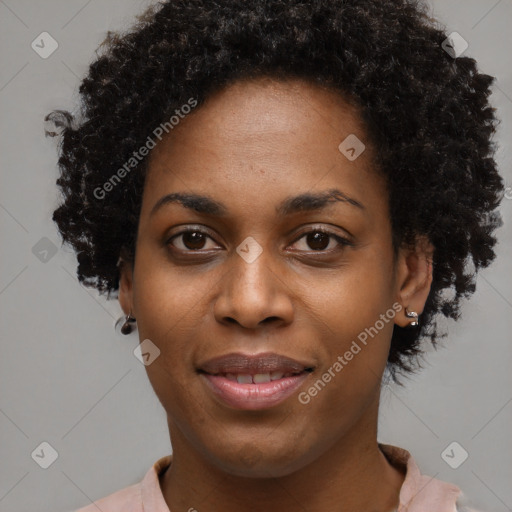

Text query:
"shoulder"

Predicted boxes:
[[72, 482, 141, 512], [379, 444, 483, 512], [456, 497, 485, 512], [70, 455, 172, 512]]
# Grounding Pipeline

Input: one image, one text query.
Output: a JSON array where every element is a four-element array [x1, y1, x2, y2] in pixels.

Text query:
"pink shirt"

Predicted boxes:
[[73, 444, 477, 511]]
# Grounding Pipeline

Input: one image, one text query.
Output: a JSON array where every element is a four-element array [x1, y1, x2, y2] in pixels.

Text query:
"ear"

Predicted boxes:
[[118, 255, 135, 317], [394, 236, 434, 328]]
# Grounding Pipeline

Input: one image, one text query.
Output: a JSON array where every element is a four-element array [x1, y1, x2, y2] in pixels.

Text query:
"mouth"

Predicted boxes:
[[197, 352, 314, 410], [199, 370, 311, 383]]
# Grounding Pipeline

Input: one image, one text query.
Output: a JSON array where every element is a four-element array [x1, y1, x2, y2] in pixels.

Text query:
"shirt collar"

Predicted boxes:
[[379, 443, 462, 511]]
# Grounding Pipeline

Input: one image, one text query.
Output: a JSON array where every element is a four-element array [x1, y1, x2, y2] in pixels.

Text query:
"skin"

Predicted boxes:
[[119, 76, 433, 512]]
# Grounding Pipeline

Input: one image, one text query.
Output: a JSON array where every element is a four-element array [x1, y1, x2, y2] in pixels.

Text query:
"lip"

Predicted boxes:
[[197, 352, 315, 410], [198, 352, 315, 375]]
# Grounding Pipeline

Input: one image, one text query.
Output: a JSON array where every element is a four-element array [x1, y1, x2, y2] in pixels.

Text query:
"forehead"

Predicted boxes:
[[150, 76, 369, 159], [141, 77, 384, 218]]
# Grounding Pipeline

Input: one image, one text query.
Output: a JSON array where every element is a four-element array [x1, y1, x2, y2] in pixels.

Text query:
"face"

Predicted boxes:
[[119, 77, 431, 478]]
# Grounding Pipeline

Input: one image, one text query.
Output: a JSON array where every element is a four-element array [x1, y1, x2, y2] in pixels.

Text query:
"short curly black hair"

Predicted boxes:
[[46, 0, 504, 380]]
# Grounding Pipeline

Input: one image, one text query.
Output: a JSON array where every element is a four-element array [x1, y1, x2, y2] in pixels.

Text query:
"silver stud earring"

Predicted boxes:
[[115, 312, 137, 335], [405, 308, 419, 327]]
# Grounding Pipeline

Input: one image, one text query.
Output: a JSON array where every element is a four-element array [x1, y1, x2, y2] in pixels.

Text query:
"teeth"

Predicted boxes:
[[220, 372, 295, 383], [236, 374, 253, 384], [253, 373, 271, 383]]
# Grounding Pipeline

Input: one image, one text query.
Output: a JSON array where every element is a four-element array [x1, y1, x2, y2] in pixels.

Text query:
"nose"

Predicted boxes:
[[213, 245, 294, 330]]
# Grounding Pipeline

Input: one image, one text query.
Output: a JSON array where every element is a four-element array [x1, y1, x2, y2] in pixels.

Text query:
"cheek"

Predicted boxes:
[[131, 248, 207, 395], [131, 270, 207, 430], [296, 286, 395, 437], [296, 246, 396, 401], [302, 242, 396, 339], [132, 244, 210, 339]]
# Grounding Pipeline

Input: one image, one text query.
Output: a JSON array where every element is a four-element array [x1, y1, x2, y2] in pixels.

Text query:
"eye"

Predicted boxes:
[[290, 228, 352, 252], [166, 226, 353, 255], [167, 228, 220, 252]]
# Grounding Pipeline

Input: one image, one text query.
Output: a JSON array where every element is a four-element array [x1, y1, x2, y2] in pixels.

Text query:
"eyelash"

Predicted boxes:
[[166, 226, 353, 255]]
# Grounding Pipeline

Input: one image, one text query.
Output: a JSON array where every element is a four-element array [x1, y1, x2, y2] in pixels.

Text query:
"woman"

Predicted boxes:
[[46, 0, 504, 510]]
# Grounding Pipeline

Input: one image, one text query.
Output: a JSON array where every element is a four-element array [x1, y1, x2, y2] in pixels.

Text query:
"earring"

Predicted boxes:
[[405, 308, 419, 327], [115, 312, 137, 335]]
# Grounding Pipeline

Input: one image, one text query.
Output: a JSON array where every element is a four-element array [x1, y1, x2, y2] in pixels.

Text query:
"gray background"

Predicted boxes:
[[0, 1, 511, 511]]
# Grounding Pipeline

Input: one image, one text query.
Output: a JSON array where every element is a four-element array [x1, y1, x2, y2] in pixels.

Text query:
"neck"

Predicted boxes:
[[160, 403, 404, 512]]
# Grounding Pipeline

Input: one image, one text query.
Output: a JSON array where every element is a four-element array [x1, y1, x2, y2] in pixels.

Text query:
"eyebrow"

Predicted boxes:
[[149, 188, 365, 218]]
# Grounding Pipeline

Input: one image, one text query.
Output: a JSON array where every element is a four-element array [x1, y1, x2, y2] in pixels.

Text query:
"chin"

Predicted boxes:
[[201, 438, 317, 479]]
